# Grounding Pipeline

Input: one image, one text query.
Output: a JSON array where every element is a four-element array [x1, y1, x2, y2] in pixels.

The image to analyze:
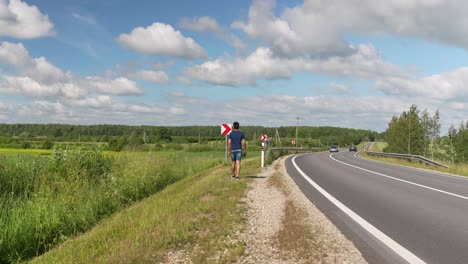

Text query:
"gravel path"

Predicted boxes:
[[238, 156, 367, 263]]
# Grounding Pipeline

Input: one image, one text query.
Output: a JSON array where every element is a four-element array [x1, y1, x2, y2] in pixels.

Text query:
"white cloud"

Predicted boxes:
[[184, 44, 403, 86], [116, 22, 207, 59], [130, 70, 169, 84], [85, 76, 143, 96], [233, 0, 468, 58], [179, 16, 222, 33], [232, 0, 350, 57], [0, 75, 87, 98], [375, 67, 468, 100], [0, 41, 145, 98], [184, 47, 292, 86], [0, 0, 54, 39], [181, 16, 246, 52], [67, 95, 114, 109], [0, 42, 70, 84]]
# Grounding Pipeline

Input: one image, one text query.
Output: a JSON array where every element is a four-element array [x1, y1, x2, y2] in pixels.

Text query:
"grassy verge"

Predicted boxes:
[[367, 141, 387, 152], [0, 149, 229, 263], [30, 157, 259, 263], [360, 152, 468, 177]]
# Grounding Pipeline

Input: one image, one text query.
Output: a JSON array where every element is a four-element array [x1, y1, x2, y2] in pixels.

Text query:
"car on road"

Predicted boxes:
[[349, 145, 357, 151], [329, 145, 339, 152]]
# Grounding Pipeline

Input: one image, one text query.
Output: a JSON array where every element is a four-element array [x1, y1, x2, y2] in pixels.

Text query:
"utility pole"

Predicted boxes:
[[295, 117, 300, 147]]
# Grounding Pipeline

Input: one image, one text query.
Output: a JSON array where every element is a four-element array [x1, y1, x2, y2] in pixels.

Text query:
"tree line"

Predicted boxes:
[[0, 123, 381, 151], [385, 105, 467, 163]]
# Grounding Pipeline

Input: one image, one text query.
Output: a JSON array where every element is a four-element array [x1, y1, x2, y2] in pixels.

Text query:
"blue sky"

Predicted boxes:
[[1, 0, 468, 132]]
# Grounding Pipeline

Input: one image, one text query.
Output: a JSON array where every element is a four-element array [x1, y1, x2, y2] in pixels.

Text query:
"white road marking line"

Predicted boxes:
[[330, 153, 468, 201], [354, 150, 468, 182], [291, 156, 426, 264]]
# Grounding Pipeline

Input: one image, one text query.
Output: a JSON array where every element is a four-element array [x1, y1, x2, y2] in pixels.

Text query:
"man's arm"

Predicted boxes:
[[228, 138, 232, 156]]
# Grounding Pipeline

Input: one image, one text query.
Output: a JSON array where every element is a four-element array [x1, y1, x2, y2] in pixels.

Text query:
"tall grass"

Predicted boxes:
[[0, 148, 224, 263]]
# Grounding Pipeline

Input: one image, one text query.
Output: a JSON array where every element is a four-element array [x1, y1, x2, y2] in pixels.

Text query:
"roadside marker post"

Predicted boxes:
[[261, 135, 267, 168], [261, 142, 265, 168], [221, 123, 232, 163]]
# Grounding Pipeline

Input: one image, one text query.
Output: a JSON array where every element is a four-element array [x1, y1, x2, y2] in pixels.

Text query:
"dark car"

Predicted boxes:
[[329, 145, 339, 152], [349, 145, 357, 151]]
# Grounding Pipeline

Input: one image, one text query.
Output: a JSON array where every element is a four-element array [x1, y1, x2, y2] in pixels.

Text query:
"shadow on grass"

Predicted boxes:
[[244, 176, 267, 179]]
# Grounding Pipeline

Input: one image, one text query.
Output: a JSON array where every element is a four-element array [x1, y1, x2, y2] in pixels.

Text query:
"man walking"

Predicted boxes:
[[228, 121, 246, 179]]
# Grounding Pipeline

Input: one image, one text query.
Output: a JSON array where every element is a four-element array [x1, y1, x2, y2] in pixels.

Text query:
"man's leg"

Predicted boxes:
[[235, 160, 241, 177], [231, 161, 236, 177]]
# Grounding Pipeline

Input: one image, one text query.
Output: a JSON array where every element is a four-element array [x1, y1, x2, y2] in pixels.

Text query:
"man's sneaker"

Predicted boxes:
[[235, 176, 240, 180]]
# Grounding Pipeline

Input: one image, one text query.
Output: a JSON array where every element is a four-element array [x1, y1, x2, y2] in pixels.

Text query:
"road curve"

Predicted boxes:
[[285, 150, 468, 264]]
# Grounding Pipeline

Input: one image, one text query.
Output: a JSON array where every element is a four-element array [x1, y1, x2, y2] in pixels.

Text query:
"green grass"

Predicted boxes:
[[360, 152, 468, 177], [30, 157, 259, 263], [0, 149, 230, 263], [368, 141, 388, 152]]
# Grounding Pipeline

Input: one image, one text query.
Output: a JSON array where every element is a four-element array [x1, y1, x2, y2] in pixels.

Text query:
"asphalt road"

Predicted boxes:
[[285, 150, 468, 264]]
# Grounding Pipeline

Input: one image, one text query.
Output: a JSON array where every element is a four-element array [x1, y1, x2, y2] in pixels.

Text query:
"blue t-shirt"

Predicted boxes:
[[229, 130, 245, 150]]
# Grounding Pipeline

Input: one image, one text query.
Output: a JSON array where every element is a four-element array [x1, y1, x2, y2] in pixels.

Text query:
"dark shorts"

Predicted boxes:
[[231, 149, 242, 161]]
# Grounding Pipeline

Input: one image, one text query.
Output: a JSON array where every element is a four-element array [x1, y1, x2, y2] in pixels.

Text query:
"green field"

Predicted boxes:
[[0, 147, 238, 263]]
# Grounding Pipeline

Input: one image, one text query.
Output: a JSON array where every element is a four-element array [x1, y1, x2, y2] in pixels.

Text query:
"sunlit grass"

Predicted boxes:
[[360, 152, 468, 177], [0, 149, 227, 263], [368, 141, 387, 152], [31, 156, 260, 263]]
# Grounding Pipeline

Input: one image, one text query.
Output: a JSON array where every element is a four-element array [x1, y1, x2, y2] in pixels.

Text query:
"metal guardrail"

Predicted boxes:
[[365, 151, 449, 168], [265, 147, 325, 160]]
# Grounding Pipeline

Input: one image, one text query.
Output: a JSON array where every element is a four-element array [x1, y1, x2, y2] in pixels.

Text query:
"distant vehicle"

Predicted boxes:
[[329, 145, 339, 152], [349, 145, 357, 152]]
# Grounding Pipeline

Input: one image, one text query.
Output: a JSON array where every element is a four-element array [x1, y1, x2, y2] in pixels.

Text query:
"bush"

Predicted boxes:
[[42, 139, 54, 149], [21, 142, 31, 149]]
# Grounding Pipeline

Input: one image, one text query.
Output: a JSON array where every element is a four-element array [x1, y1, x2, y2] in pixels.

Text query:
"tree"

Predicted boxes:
[[454, 122, 468, 163], [447, 124, 457, 164], [385, 105, 425, 155], [157, 127, 172, 142], [421, 109, 431, 156], [428, 110, 441, 160], [127, 131, 143, 146]]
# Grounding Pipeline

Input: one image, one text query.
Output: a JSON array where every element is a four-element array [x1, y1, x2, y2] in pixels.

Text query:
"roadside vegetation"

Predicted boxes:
[[30, 156, 260, 263], [384, 104, 467, 163], [0, 147, 225, 263], [0, 123, 381, 262], [362, 104, 468, 177]]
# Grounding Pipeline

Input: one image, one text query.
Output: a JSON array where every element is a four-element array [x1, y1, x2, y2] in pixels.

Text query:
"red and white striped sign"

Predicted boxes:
[[221, 123, 232, 135], [262, 134, 267, 141]]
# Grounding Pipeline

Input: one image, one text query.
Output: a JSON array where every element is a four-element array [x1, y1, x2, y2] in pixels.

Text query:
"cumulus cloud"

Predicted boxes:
[[0, 75, 86, 98], [232, 0, 351, 57], [233, 0, 468, 58], [0, 0, 55, 39], [375, 67, 468, 100], [84, 76, 143, 96], [179, 16, 222, 33], [184, 44, 403, 86], [180, 16, 246, 52], [0, 42, 70, 84], [130, 70, 169, 84], [0, 41, 144, 99], [184, 47, 292, 86], [116, 22, 207, 59]]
